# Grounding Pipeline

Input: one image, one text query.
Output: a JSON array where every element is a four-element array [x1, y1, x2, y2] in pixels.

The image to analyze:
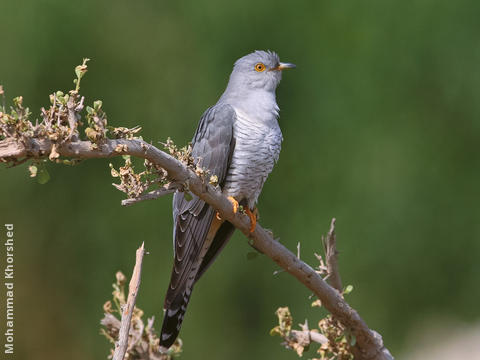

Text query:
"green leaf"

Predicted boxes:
[[75, 67, 83, 79], [343, 284, 354, 295], [74, 58, 90, 92], [270, 327, 281, 336], [349, 333, 356, 346], [93, 100, 103, 110], [36, 162, 50, 184]]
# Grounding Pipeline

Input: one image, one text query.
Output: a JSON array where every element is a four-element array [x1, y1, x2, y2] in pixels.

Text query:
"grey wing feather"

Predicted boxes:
[[165, 104, 236, 307]]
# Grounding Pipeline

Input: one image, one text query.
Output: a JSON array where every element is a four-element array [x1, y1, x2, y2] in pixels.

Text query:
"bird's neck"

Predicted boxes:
[[219, 89, 279, 124]]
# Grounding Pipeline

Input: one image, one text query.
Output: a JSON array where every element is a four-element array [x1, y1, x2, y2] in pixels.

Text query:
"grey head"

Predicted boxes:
[[219, 50, 295, 102]]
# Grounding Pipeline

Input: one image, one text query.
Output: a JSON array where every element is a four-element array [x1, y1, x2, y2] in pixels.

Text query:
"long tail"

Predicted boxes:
[[159, 221, 235, 348], [160, 285, 193, 348]]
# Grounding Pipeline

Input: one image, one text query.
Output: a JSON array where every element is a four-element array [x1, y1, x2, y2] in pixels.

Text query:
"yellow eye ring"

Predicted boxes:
[[254, 63, 266, 72]]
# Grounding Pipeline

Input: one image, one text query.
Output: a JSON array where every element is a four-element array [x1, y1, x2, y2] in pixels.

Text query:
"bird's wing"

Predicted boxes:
[[164, 103, 236, 307], [160, 104, 236, 347]]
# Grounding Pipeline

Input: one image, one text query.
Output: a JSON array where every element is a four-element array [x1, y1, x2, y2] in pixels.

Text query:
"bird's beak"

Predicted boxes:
[[272, 62, 296, 71]]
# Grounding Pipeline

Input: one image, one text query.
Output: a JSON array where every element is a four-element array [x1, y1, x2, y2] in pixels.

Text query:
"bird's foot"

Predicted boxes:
[[216, 196, 239, 220], [245, 207, 258, 233]]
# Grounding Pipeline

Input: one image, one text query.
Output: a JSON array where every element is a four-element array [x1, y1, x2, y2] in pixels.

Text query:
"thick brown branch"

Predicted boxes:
[[0, 137, 393, 360], [113, 242, 145, 360]]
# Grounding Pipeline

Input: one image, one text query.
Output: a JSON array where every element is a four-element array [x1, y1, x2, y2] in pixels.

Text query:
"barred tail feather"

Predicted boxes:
[[160, 287, 192, 348]]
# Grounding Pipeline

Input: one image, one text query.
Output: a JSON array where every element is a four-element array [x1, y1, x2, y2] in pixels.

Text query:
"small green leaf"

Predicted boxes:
[[349, 333, 356, 346], [75, 64, 88, 80], [62, 159, 73, 165], [36, 162, 50, 184], [75, 67, 83, 79], [343, 285, 354, 295], [93, 100, 102, 110], [74, 58, 90, 91], [270, 327, 281, 336]]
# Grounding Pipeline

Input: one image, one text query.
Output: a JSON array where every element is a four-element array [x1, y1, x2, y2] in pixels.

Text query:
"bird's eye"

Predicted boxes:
[[254, 63, 266, 72]]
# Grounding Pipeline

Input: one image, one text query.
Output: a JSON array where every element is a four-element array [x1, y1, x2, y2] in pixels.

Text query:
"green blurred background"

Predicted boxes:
[[1, 0, 479, 359]]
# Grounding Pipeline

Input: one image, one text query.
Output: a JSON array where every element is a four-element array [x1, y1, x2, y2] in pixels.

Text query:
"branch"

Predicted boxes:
[[0, 137, 393, 360], [121, 183, 179, 207], [113, 242, 145, 360]]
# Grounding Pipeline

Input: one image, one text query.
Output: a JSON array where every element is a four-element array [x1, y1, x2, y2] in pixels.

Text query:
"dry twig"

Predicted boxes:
[[101, 270, 182, 360], [323, 218, 343, 293], [121, 183, 180, 207], [113, 242, 145, 360]]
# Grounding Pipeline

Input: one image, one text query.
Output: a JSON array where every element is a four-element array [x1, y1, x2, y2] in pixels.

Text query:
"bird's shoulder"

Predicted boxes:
[[192, 103, 237, 145], [174, 103, 236, 216]]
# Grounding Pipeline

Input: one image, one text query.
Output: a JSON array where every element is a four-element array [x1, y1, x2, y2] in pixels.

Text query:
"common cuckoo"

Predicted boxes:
[[160, 50, 295, 348]]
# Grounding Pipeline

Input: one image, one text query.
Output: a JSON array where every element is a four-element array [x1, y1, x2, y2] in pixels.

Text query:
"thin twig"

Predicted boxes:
[[322, 218, 343, 293], [66, 95, 80, 141], [291, 320, 328, 345], [113, 242, 146, 360], [121, 183, 179, 206]]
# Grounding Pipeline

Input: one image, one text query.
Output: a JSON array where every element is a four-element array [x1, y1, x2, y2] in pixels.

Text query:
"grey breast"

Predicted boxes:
[[222, 106, 283, 209]]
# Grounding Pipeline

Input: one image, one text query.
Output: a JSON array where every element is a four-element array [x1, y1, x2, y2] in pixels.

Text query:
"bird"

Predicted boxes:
[[159, 50, 295, 349]]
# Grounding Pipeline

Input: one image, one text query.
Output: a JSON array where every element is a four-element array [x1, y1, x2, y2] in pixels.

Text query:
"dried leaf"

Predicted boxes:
[[28, 164, 37, 177], [49, 144, 60, 161]]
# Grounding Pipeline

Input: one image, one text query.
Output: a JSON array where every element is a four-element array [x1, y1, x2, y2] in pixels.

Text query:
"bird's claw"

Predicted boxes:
[[246, 207, 257, 233], [227, 196, 239, 213], [217, 196, 239, 220]]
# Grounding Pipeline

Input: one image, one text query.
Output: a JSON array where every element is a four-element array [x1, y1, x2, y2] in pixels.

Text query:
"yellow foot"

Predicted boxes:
[[217, 196, 239, 220], [245, 207, 257, 233]]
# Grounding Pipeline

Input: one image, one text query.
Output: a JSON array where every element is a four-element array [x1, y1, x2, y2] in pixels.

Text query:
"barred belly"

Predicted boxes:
[[222, 108, 282, 209]]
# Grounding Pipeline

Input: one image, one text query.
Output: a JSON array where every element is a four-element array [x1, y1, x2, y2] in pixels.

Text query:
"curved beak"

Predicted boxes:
[[272, 62, 296, 71]]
